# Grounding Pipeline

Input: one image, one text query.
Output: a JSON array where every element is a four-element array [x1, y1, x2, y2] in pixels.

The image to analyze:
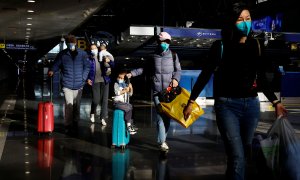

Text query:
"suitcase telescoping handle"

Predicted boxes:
[[41, 76, 53, 102], [50, 76, 53, 102]]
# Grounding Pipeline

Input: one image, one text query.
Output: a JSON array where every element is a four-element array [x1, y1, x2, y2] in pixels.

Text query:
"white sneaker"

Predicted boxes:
[[90, 114, 95, 123], [160, 142, 169, 151], [127, 125, 137, 135], [101, 119, 107, 126]]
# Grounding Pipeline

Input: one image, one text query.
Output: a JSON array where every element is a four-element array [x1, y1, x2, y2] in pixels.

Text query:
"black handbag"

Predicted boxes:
[[159, 86, 181, 103]]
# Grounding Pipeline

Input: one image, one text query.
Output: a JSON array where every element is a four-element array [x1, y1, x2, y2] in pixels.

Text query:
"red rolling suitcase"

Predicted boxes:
[[37, 77, 54, 134], [37, 102, 54, 133]]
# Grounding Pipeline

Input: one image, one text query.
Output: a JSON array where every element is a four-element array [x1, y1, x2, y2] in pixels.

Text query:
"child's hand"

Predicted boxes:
[[123, 87, 130, 92], [103, 56, 110, 63], [126, 73, 132, 78]]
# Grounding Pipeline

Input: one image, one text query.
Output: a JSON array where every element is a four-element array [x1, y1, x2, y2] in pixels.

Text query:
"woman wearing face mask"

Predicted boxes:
[[87, 44, 113, 125], [183, 2, 287, 180], [127, 31, 182, 152]]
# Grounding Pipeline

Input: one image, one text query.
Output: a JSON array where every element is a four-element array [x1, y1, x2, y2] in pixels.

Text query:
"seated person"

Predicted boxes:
[[113, 70, 138, 135]]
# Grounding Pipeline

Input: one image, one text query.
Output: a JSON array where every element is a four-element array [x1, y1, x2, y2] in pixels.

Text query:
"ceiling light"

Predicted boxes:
[[25, 35, 30, 38], [27, 17, 32, 20], [26, 23, 32, 26], [27, 0, 35, 2], [27, 10, 34, 13], [26, 32, 30, 34], [26, 28, 31, 31]]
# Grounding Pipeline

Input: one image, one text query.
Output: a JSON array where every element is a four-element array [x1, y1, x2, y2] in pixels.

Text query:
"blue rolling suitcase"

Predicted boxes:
[[111, 109, 130, 149]]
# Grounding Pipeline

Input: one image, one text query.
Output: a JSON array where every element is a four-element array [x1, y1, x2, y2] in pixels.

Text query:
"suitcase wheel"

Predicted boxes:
[[120, 145, 126, 150]]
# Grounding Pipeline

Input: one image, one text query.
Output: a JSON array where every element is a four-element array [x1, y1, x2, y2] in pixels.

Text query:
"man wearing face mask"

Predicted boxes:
[[48, 35, 90, 134], [127, 32, 182, 151]]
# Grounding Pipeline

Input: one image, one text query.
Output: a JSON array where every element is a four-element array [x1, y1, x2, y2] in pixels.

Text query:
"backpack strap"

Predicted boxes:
[[171, 51, 177, 68], [256, 38, 261, 56], [220, 41, 223, 59], [171, 51, 176, 66]]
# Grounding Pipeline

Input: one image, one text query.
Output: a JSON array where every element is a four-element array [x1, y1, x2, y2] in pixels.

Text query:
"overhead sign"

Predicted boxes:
[[0, 43, 5, 49], [5, 43, 36, 50], [163, 27, 221, 39]]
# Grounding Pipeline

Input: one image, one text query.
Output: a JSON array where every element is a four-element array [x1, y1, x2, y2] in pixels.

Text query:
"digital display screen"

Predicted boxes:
[[252, 13, 283, 32]]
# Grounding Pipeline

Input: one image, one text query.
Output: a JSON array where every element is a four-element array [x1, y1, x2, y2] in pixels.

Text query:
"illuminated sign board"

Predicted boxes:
[[163, 27, 221, 39], [252, 13, 283, 32], [77, 38, 88, 50], [4, 43, 36, 50]]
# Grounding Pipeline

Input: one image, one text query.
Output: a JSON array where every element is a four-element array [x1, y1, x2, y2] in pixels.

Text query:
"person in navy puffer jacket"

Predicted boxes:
[[49, 35, 90, 133]]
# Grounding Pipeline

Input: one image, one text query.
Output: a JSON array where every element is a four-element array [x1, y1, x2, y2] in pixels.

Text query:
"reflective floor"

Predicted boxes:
[[0, 73, 300, 180]]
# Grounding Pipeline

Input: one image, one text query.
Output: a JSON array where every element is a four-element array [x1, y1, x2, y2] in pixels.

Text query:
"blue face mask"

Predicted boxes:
[[67, 43, 76, 51], [160, 43, 169, 51], [117, 79, 124, 84], [236, 21, 252, 36]]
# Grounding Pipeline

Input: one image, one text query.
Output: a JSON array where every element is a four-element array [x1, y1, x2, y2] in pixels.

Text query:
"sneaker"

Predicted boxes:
[[127, 125, 137, 135], [101, 119, 107, 126], [131, 124, 138, 131], [90, 114, 95, 123], [160, 142, 169, 151]]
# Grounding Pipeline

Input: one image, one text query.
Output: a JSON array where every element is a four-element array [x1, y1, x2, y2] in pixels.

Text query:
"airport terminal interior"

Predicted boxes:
[[1, 0, 300, 180]]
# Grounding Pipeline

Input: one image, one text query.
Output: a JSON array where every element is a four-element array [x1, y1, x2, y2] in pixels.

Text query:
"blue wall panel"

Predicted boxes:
[[179, 70, 214, 97]]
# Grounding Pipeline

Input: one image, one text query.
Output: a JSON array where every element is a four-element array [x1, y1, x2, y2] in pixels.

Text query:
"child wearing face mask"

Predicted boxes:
[[113, 70, 138, 135]]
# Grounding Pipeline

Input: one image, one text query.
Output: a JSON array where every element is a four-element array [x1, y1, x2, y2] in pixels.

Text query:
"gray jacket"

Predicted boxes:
[[130, 49, 181, 94]]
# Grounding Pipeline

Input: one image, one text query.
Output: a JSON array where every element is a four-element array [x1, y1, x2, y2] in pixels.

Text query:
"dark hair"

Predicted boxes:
[[221, 1, 251, 43], [231, 2, 249, 23], [117, 70, 128, 76], [65, 35, 77, 43]]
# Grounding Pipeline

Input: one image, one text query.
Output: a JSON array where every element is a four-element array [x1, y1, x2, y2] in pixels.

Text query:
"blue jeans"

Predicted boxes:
[[153, 96, 170, 144], [214, 97, 260, 180]]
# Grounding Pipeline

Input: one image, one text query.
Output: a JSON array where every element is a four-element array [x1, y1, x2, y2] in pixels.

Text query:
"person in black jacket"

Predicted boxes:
[[183, 2, 287, 180], [49, 35, 90, 133]]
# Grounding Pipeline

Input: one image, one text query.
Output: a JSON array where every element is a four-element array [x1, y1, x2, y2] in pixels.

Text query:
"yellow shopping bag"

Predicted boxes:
[[159, 87, 204, 128]]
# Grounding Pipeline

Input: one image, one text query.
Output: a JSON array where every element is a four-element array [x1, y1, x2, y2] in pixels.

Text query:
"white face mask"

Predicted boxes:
[[67, 43, 76, 51], [91, 49, 98, 56], [117, 79, 124, 84]]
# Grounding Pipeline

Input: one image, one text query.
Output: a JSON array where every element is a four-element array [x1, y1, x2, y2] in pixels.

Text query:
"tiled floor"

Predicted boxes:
[[0, 73, 299, 180]]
